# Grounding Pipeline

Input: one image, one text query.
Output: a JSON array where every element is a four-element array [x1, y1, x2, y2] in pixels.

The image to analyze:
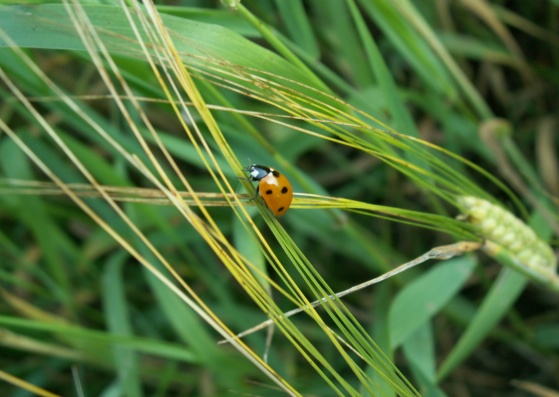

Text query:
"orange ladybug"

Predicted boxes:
[[246, 164, 293, 217]]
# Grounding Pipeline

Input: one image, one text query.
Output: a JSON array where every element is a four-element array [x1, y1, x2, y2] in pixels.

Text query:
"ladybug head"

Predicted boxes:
[[246, 164, 272, 181]]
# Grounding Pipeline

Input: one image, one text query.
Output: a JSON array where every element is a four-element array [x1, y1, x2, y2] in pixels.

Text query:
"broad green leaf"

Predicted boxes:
[[389, 256, 477, 349]]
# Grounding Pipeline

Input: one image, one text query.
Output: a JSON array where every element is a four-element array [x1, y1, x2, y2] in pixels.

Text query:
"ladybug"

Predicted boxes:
[[246, 164, 293, 217]]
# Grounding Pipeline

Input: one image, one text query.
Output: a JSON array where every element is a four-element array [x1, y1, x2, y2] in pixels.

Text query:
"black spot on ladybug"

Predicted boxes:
[[277, 207, 285, 213], [272, 170, 280, 177], [265, 189, 273, 195], [281, 186, 288, 194]]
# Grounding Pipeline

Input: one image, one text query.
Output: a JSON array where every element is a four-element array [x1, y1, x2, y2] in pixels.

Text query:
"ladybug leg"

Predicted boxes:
[[249, 185, 260, 201], [236, 175, 257, 199], [241, 182, 259, 202]]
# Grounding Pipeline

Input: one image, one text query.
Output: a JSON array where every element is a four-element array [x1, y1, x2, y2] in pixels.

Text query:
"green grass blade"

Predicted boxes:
[[102, 252, 143, 397], [389, 256, 477, 349], [437, 268, 528, 380]]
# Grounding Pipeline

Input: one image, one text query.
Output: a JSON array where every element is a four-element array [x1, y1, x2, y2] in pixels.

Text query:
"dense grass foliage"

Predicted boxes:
[[0, 1, 557, 396]]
